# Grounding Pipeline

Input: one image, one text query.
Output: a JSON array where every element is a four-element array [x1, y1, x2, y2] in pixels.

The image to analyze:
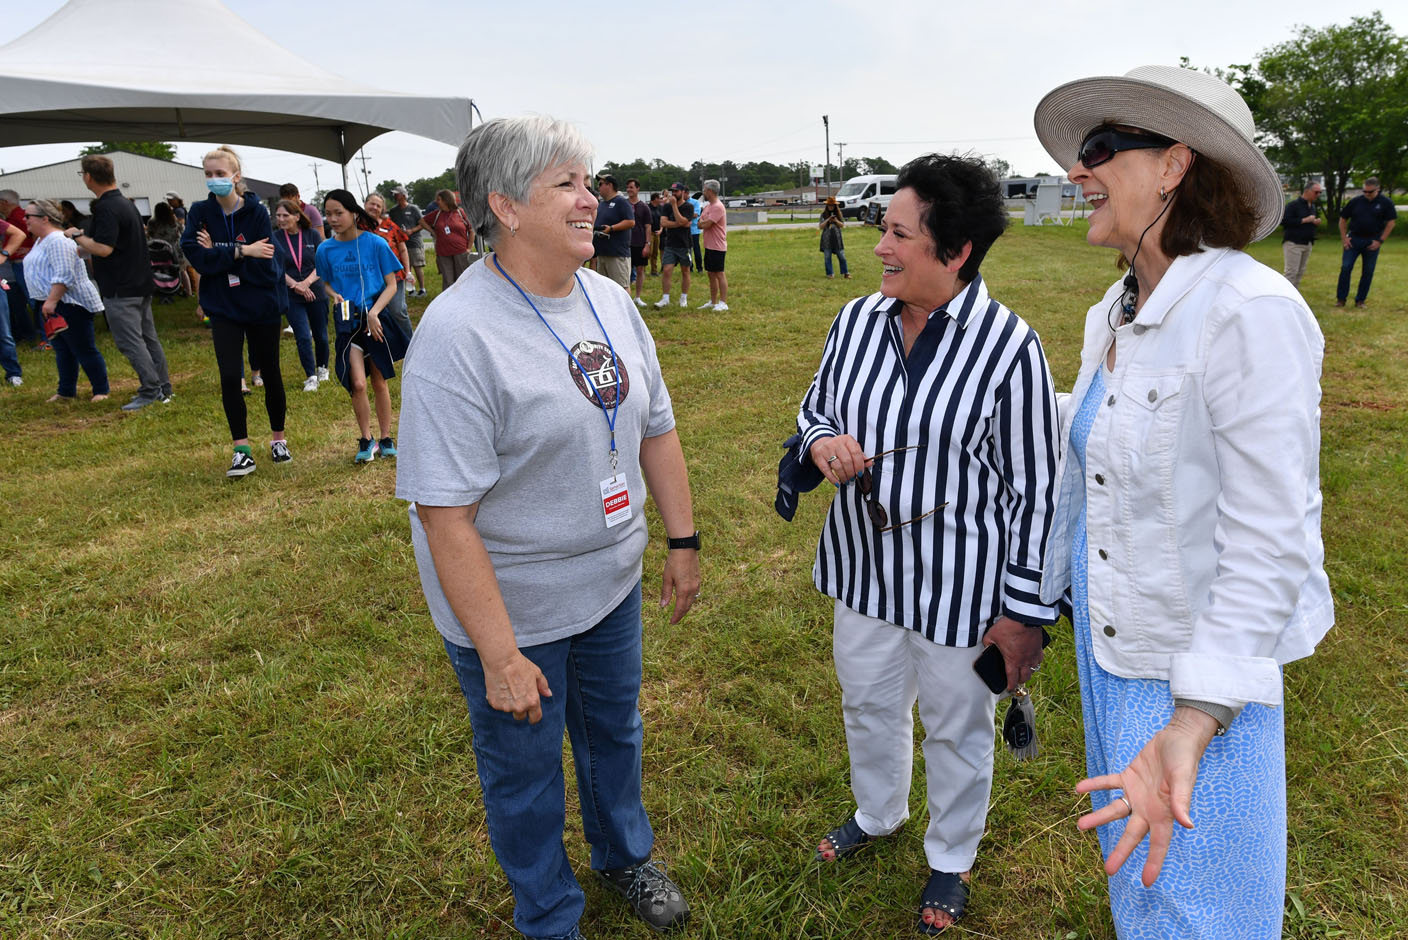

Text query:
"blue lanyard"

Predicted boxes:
[[222, 200, 238, 246], [493, 255, 622, 472]]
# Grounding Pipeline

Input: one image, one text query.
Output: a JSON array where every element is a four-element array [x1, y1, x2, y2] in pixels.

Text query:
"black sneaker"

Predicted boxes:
[[598, 860, 688, 932], [271, 440, 292, 463], [226, 449, 256, 478]]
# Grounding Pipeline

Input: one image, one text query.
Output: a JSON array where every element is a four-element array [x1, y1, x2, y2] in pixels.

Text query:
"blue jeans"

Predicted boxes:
[[0, 279, 20, 379], [6, 259, 42, 345], [51, 303, 109, 397], [442, 582, 653, 940], [1337, 236, 1380, 304], [823, 249, 848, 277], [285, 298, 329, 376]]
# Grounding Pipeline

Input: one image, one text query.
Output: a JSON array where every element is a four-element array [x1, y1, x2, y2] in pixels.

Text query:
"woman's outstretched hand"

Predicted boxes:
[[1075, 707, 1220, 886]]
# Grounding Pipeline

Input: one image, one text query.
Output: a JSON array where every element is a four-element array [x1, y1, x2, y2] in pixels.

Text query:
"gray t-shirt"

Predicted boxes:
[[396, 259, 676, 649]]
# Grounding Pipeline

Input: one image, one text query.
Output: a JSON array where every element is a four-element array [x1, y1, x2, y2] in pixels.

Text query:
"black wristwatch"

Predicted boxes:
[[667, 531, 701, 551]]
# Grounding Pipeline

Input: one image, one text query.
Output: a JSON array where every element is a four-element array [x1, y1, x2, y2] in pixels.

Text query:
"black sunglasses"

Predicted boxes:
[[853, 445, 946, 533], [1078, 127, 1177, 169]]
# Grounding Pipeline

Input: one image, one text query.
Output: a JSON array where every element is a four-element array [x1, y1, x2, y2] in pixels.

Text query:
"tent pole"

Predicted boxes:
[[339, 127, 348, 189]]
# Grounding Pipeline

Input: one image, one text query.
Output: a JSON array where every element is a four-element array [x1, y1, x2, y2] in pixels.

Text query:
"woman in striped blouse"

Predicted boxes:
[[22, 199, 109, 402], [797, 153, 1060, 935]]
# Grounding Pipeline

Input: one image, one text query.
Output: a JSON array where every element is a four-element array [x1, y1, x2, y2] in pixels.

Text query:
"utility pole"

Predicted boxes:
[[720, 175, 727, 198], [822, 115, 830, 192], [836, 142, 846, 183], [356, 151, 373, 200], [308, 162, 322, 195]]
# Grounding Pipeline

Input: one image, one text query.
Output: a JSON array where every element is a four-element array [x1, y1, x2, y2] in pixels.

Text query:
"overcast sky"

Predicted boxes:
[[3, 0, 1404, 197]]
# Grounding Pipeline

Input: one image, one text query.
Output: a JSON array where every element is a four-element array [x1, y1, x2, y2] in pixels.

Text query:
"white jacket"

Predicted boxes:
[[1039, 247, 1333, 709]]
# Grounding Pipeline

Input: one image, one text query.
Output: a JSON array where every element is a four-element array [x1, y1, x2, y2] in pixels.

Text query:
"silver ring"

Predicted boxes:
[[826, 455, 839, 464], [1117, 796, 1133, 817], [1031, 663, 1041, 673]]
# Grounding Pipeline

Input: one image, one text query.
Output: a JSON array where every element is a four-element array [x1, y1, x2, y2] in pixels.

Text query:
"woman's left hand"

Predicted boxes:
[[366, 311, 383, 342], [1075, 707, 1220, 885], [659, 548, 700, 624]]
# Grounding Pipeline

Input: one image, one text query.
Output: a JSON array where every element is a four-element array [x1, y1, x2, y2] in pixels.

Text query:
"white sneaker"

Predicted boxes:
[[697, 300, 715, 309], [679, 297, 689, 308], [317, 366, 330, 382], [653, 297, 671, 309], [303, 375, 319, 392], [283, 325, 294, 335], [713, 302, 729, 312], [634, 297, 647, 308], [6, 375, 20, 386]]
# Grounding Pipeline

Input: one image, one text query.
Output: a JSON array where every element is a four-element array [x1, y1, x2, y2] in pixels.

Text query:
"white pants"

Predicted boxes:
[[833, 600, 998, 872]]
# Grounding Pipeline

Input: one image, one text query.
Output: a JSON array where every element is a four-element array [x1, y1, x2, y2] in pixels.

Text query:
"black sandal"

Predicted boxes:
[[917, 869, 969, 935], [813, 814, 885, 862]]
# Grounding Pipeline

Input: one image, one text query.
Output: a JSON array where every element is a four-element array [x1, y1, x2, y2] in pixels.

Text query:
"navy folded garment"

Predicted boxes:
[[775, 431, 826, 521]]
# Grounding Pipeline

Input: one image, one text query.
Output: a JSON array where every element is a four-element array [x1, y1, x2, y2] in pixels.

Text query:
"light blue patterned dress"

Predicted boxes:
[[1069, 367, 1287, 939]]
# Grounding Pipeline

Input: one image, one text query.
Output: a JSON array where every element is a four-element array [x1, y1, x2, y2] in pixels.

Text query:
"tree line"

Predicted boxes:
[[376, 156, 903, 208]]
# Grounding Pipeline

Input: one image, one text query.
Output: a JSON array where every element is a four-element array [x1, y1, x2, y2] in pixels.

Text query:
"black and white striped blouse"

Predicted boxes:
[[797, 274, 1060, 646]]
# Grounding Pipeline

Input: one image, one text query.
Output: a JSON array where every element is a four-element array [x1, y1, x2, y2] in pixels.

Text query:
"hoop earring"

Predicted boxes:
[[1159, 187, 1169, 201], [510, 224, 517, 236]]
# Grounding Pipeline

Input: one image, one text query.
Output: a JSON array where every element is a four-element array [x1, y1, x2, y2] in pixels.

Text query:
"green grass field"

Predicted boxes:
[[3, 224, 1404, 939]]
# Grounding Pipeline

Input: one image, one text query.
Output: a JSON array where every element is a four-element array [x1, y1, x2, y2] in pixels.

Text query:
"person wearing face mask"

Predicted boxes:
[[181, 145, 290, 477], [65, 155, 172, 410]]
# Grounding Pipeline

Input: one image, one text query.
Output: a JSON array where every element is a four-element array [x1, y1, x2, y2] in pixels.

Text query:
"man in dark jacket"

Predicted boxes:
[[1336, 177, 1397, 308], [66, 155, 172, 410], [1280, 181, 1322, 290]]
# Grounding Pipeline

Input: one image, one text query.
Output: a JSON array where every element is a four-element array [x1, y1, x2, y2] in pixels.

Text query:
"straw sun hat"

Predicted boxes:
[[1033, 65, 1284, 242]]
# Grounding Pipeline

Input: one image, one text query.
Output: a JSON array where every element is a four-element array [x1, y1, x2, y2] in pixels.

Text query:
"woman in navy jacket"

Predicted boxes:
[[272, 198, 329, 392], [181, 145, 290, 478]]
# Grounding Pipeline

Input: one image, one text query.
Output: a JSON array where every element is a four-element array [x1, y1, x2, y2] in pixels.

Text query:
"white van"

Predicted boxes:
[[835, 174, 898, 219]]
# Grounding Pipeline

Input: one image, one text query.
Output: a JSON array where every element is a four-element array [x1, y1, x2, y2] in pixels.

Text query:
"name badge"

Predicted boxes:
[[600, 477, 631, 528], [444, 225, 452, 235], [227, 273, 241, 287]]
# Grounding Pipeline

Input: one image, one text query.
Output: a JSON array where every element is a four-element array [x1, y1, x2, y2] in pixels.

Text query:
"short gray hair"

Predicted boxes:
[[28, 199, 64, 226], [703, 179, 721, 194], [455, 115, 594, 246], [0, 189, 19, 205]]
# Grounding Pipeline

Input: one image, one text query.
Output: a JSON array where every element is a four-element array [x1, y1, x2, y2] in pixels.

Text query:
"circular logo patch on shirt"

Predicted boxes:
[[568, 340, 629, 408]]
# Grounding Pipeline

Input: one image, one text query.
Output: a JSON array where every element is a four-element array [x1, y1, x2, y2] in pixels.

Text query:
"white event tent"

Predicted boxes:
[[0, 0, 474, 184]]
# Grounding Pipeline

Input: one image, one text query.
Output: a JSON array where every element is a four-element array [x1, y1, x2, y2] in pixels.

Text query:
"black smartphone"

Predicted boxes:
[[973, 627, 1052, 694]]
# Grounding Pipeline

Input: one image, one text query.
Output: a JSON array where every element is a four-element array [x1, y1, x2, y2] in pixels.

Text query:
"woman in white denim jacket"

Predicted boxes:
[[1032, 67, 1333, 939]]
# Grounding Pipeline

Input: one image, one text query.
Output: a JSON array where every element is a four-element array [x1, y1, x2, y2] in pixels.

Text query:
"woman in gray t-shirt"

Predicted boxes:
[[395, 115, 700, 940]]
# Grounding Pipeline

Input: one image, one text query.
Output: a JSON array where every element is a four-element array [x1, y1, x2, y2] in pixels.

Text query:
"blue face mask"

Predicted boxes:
[[206, 177, 235, 197]]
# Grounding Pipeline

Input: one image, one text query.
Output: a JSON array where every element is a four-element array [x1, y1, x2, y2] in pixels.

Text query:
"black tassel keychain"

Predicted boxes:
[[1002, 686, 1039, 760]]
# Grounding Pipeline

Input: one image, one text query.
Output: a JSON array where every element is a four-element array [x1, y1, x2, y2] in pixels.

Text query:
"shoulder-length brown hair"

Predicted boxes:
[[1159, 152, 1258, 258], [275, 198, 311, 230]]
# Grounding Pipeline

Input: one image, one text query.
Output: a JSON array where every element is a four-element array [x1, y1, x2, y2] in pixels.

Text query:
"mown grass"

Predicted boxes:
[[2, 224, 1404, 939]]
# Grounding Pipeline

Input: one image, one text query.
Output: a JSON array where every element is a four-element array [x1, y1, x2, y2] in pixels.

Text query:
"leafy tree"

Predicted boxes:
[[376, 179, 404, 201], [985, 157, 1013, 181], [79, 141, 176, 161], [1238, 13, 1408, 213]]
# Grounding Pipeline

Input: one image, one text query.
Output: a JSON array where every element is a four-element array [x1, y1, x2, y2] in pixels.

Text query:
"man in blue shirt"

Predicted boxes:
[[592, 174, 635, 290], [688, 192, 704, 271], [1336, 177, 1396, 308]]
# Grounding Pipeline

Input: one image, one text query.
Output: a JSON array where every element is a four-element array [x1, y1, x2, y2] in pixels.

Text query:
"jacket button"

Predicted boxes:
[[1147, 389, 1157, 402], [1098, 548, 1108, 560], [1107, 394, 1116, 406], [1133, 324, 1147, 336], [1094, 473, 1105, 485], [1103, 625, 1116, 637]]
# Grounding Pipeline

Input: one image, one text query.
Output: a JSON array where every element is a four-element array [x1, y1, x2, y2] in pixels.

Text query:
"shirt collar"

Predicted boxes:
[[878, 271, 988, 328], [1127, 247, 1229, 326]]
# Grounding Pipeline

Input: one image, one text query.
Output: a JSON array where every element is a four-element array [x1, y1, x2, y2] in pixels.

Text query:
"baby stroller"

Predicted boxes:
[[148, 239, 183, 303]]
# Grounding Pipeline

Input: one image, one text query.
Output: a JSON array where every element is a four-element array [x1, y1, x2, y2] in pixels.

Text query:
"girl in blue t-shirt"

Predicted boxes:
[[314, 189, 407, 463]]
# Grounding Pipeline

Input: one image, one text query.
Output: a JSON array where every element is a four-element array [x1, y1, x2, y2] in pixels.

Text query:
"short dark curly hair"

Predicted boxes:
[[895, 153, 1007, 283]]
